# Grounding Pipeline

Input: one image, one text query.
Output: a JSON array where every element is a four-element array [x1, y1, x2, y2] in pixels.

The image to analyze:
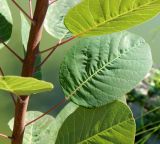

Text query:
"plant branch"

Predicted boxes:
[[49, 0, 57, 5], [0, 133, 12, 140], [0, 38, 24, 63], [12, 1, 49, 144], [10, 93, 17, 106], [29, 0, 33, 18], [0, 67, 4, 76], [40, 36, 77, 54], [11, 0, 34, 24], [37, 36, 77, 68], [26, 98, 67, 126]]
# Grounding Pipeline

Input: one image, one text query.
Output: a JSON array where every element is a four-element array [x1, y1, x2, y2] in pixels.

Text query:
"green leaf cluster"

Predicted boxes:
[[1, 0, 159, 143]]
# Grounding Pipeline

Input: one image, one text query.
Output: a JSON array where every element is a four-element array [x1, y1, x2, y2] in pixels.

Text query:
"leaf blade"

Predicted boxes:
[[0, 76, 53, 95], [44, 0, 81, 40], [55, 101, 136, 144], [0, 0, 13, 49], [64, 0, 160, 37], [60, 31, 152, 107]]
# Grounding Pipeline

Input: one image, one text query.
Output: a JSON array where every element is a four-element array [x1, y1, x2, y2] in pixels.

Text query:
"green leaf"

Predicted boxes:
[[64, 0, 160, 37], [20, 13, 30, 50], [9, 111, 55, 144], [60, 31, 152, 107], [0, 0, 12, 49], [44, 0, 80, 40], [56, 101, 136, 144], [0, 76, 53, 95], [21, 13, 42, 80], [8, 102, 78, 144]]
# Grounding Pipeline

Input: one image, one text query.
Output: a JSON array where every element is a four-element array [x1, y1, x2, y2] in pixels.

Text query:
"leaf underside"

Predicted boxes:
[[8, 102, 78, 144], [60, 31, 152, 107], [44, 0, 81, 40]]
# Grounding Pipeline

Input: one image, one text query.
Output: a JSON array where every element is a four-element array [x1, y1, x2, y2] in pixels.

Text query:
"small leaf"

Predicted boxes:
[[0, 76, 53, 95], [44, 0, 80, 40], [60, 31, 152, 107], [20, 13, 42, 80], [55, 101, 136, 144], [0, 0, 12, 49], [8, 102, 78, 144], [64, 0, 160, 37], [20, 13, 30, 51]]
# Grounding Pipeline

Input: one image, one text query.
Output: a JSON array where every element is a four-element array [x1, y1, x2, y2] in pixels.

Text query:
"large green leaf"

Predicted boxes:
[[0, 0, 12, 49], [60, 31, 152, 107], [56, 101, 136, 144], [21, 13, 42, 80], [8, 102, 78, 144], [0, 76, 53, 95], [64, 0, 160, 37], [44, 0, 80, 40]]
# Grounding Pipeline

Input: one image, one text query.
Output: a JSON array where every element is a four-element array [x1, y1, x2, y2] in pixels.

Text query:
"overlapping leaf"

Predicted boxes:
[[56, 101, 136, 144], [0, 0, 12, 49], [65, 0, 160, 37], [0, 76, 53, 95], [60, 31, 152, 107], [8, 102, 78, 144], [44, 0, 80, 40]]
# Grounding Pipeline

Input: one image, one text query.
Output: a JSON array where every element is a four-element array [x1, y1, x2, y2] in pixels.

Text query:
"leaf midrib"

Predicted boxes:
[[67, 39, 136, 99], [77, 118, 133, 144], [73, 0, 159, 36]]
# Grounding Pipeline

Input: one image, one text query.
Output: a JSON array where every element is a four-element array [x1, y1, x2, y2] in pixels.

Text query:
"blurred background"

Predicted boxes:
[[0, 1, 160, 144]]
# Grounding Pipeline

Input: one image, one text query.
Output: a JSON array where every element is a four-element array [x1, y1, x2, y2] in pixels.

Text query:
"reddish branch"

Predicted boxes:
[[11, 1, 49, 144], [0, 67, 4, 76], [29, 0, 33, 18], [11, 0, 34, 24], [26, 98, 67, 126], [40, 36, 77, 54], [0, 133, 12, 140], [0, 38, 23, 62], [49, 0, 57, 5], [38, 36, 77, 68]]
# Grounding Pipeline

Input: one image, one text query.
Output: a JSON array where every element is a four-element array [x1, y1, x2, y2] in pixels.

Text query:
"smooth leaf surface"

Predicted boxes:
[[44, 0, 80, 40], [65, 0, 160, 37], [0, 76, 53, 95], [20, 13, 42, 80], [8, 102, 78, 144], [60, 31, 152, 107], [0, 0, 12, 49], [56, 101, 136, 144]]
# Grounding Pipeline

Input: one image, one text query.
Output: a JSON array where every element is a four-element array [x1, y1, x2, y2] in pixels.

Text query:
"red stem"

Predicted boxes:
[[0, 39, 24, 62], [11, 1, 49, 144], [12, 0, 34, 24], [0, 67, 4, 76], [29, 0, 33, 18], [40, 36, 77, 54], [0, 133, 12, 140], [37, 36, 77, 68], [49, 0, 57, 5], [26, 98, 67, 126]]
